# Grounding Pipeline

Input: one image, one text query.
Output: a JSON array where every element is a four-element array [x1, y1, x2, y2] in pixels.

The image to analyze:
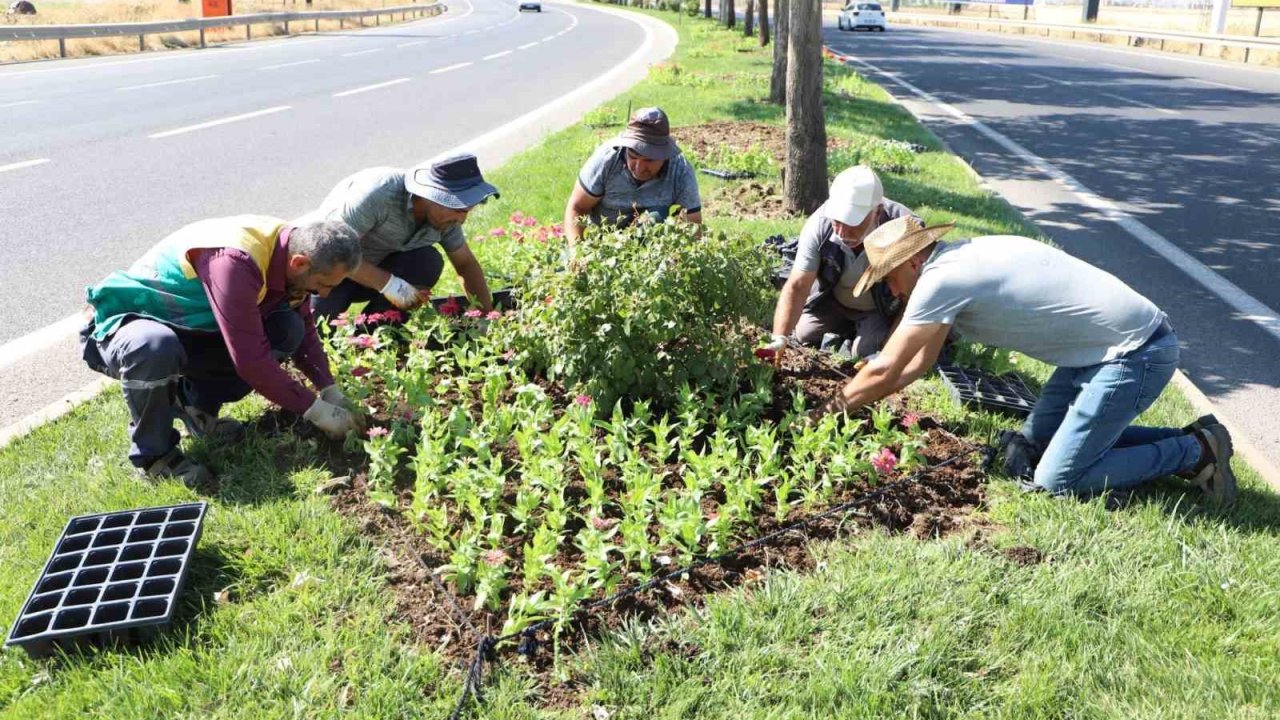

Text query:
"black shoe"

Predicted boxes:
[[138, 448, 216, 491], [1193, 424, 1238, 507], [1182, 413, 1218, 435]]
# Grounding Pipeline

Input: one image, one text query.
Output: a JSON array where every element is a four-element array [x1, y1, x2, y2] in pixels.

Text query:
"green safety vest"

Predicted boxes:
[[86, 215, 283, 341]]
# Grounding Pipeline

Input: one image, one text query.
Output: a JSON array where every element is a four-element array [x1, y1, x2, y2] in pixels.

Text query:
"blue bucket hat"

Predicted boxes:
[[405, 153, 500, 209]]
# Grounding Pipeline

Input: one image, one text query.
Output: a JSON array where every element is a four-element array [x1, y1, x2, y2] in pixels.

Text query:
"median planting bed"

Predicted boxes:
[[318, 219, 982, 662]]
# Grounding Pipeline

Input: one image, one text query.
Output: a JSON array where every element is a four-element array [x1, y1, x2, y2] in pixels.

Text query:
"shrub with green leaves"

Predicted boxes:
[[689, 142, 775, 177], [498, 220, 774, 408], [829, 137, 919, 175]]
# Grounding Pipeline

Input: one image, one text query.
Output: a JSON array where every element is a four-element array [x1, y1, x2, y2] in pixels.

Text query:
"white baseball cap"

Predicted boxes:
[[821, 166, 883, 226]]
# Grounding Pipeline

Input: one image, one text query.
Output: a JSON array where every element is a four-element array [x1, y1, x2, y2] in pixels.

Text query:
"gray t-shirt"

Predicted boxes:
[[794, 198, 917, 311], [298, 167, 466, 267], [578, 143, 702, 226], [902, 235, 1165, 368]]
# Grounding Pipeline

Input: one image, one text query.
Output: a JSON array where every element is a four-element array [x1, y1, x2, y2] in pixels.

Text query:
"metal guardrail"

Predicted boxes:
[[891, 11, 1280, 63], [0, 2, 446, 58]]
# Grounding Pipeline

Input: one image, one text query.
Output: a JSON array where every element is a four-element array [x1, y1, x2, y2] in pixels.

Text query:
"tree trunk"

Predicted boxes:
[[744, 0, 755, 36], [726, 0, 736, 28], [705, 0, 712, 19], [784, 0, 827, 215], [758, 0, 770, 46], [769, 0, 788, 104]]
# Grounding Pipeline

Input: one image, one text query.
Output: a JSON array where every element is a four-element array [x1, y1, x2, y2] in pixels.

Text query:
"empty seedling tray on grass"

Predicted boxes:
[[936, 364, 1038, 417], [5, 502, 208, 659]]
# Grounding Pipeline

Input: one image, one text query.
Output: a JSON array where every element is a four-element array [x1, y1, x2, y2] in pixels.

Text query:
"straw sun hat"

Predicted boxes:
[[851, 216, 956, 297]]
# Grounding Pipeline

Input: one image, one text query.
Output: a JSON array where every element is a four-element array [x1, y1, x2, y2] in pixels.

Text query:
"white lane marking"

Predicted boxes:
[[0, 313, 82, 372], [1100, 91, 1180, 115], [0, 158, 50, 173], [117, 74, 218, 91], [397, 39, 431, 47], [341, 48, 383, 57], [148, 105, 291, 139], [541, 34, 555, 41], [333, 77, 411, 97], [260, 58, 321, 70], [483, 50, 513, 60], [1186, 77, 1250, 91], [0, 99, 38, 108], [518, 41, 539, 50], [842, 52, 1280, 345], [429, 61, 473, 74], [1029, 72, 1071, 85]]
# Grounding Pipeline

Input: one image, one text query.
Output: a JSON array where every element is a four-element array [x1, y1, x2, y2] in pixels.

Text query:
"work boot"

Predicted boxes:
[[175, 397, 244, 443], [1190, 424, 1238, 507], [139, 448, 217, 492], [1182, 413, 1218, 435]]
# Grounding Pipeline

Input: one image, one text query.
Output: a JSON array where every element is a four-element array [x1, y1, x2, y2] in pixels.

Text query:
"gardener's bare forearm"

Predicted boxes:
[[565, 182, 601, 245], [350, 261, 391, 292], [771, 272, 816, 337], [448, 246, 493, 311], [824, 322, 950, 415]]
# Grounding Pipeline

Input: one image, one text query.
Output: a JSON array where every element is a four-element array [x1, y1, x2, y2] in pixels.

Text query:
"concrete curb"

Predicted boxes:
[[0, 1, 678, 453]]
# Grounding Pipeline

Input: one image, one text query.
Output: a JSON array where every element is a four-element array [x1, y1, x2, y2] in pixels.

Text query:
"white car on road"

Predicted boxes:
[[838, 2, 888, 32]]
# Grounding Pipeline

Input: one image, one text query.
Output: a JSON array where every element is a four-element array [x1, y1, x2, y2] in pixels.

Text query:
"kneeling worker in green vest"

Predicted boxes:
[[81, 216, 366, 488]]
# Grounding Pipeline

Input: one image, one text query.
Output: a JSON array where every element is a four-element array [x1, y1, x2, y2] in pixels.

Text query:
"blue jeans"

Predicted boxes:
[[1023, 329, 1201, 495]]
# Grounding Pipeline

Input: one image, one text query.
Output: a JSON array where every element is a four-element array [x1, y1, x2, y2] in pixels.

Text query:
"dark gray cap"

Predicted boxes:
[[615, 106, 679, 161], [405, 153, 500, 209]]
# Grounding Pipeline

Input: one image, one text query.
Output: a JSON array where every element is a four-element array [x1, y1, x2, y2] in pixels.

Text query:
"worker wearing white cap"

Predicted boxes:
[[765, 166, 921, 363]]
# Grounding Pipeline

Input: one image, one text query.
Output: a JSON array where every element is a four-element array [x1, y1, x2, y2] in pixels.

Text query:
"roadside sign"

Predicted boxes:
[[202, 0, 232, 17]]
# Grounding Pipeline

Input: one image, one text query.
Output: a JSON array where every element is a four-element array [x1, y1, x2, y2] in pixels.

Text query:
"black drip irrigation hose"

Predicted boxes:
[[429, 444, 983, 720]]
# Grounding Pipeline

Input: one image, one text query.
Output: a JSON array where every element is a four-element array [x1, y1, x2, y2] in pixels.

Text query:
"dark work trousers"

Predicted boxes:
[[311, 245, 445, 319], [80, 309, 304, 468]]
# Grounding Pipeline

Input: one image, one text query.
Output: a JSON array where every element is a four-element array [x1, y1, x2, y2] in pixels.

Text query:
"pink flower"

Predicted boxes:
[[364, 312, 386, 325], [381, 310, 404, 324], [902, 412, 920, 429], [482, 549, 507, 567], [754, 347, 776, 361], [503, 349, 516, 361], [549, 223, 564, 237], [522, 215, 538, 227], [354, 313, 368, 326], [351, 366, 370, 378], [349, 336, 375, 349], [542, 295, 553, 306], [486, 310, 502, 321], [590, 515, 615, 531], [438, 299, 461, 317], [489, 227, 507, 237], [871, 447, 898, 476], [510, 212, 525, 223], [330, 317, 348, 328], [464, 309, 484, 319], [367, 426, 390, 439], [574, 394, 592, 407]]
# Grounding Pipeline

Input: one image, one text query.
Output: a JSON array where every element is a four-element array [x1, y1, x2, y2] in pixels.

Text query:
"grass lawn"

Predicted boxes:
[[2, 6, 1278, 718]]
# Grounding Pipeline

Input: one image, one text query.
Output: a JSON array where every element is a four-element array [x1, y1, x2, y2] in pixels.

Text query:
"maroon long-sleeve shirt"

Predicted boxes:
[[190, 228, 334, 414]]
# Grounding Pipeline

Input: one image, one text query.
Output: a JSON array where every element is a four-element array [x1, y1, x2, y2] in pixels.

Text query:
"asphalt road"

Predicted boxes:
[[826, 23, 1280, 472], [0, 0, 654, 434]]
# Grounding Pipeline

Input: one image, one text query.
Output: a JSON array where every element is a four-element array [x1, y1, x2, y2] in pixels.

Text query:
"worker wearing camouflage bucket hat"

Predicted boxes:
[[300, 153, 500, 318], [814, 217, 1238, 507], [564, 106, 703, 243]]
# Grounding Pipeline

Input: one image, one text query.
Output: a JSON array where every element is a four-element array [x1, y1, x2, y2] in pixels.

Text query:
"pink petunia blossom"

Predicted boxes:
[[510, 211, 525, 223], [381, 310, 404, 323], [367, 426, 390, 439], [489, 227, 507, 237], [438, 299, 462, 317], [349, 336, 375, 349], [364, 312, 385, 325], [351, 366, 370, 378], [482, 549, 507, 567], [464, 309, 484, 319], [574, 394, 592, 407], [871, 447, 898, 476], [902, 412, 920, 430], [330, 317, 348, 328], [549, 223, 564, 236], [522, 215, 538, 227], [486, 310, 502, 321], [354, 313, 368, 326]]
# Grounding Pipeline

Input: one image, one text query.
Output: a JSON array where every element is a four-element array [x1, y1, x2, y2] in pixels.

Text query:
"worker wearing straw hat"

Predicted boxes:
[[816, 217, 1237, 505]]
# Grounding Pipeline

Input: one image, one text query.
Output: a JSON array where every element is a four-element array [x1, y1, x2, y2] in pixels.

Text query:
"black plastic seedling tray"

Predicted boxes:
[[429, 287, 515, 312], [936, 364, 1039, 417], [4, 502, 208, 659], [699, 168, 758, 180]]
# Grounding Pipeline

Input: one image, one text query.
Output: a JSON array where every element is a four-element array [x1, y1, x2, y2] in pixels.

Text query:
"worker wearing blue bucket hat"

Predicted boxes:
[[301, 153, 499, 318]]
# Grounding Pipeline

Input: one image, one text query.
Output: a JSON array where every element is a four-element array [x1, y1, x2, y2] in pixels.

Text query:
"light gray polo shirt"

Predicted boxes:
[[794, 198, 918, 311], [578, 143, 702, 226], [901, 235, 1165, 368], [299, 167, 466, 267]]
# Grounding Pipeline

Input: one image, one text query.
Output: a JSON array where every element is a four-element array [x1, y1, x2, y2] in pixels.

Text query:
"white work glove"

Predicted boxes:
[[766, 333, 787, 367], [319, 384, 351, 408], [303, 397, 361, 440], [380, 274, 425, 310]]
